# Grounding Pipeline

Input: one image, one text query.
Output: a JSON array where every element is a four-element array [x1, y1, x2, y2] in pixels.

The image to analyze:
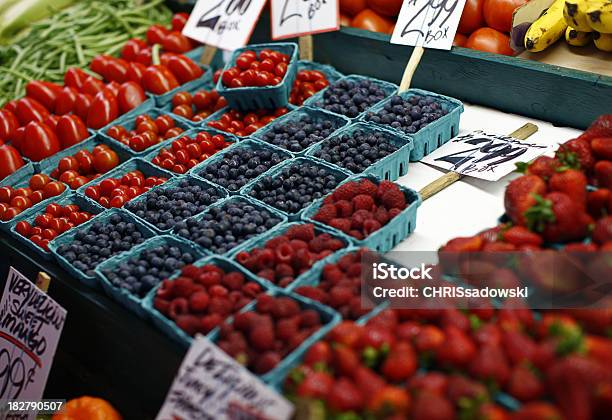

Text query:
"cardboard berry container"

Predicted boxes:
[[154, 67, 214, 107], [171, 194, 288, 258], [306, 121, 414, 181], [215, 43, 299, 111], [124, 174, 228, 234], [141, 255, 276, 348], [98, 102, 195, 158], [359, 88, 464, 162], [9, 192, 104, 261], [48, 208, 156, 288], [190, 138, 292, 195], [227, 221, 351, 292], [0, 163, 70, 232], [301, 174, 422, 253], [252, 106, 351, 156], [240, 156, 351, 222], [37, 134, 131, 191], [95, 235, 206, 319], [303, 74, 398, 120]]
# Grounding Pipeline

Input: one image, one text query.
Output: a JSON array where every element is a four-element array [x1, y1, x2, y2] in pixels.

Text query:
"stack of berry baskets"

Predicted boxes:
[[306, 122, 414, 181], [10, 193, 104, 260], [303, 74, 398, 120], [252, 106, 351, 156], [95, 235, 207, 318], [301, 174, 422, 253], [240, 157, 351, 222], [48, 208, 156, 288], [360, 88, 464, 161], [229, 221, 351, 291], [189, 138, 292, 195]]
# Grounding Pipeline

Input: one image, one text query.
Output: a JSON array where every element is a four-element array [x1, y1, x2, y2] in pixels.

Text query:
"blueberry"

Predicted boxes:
[[365, 94, 446, 136]]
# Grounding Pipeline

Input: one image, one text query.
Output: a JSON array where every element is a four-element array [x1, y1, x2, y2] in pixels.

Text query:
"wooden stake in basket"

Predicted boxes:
[[199, 45, 218, 66], [36, 271, 51, 293], [299, 35, 313, 61], [399, 46, 424, 93]]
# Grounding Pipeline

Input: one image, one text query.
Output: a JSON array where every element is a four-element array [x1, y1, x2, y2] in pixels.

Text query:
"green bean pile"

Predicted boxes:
[[0, 0, 172, 106]]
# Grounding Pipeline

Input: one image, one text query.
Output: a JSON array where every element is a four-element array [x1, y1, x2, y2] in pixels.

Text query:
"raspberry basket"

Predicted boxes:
[[359, 88, 464, 161], [216, 43, 299, 111], [48, 208, 156, 288], [95, 235, 206, 319], [306, 121, 414, 181]]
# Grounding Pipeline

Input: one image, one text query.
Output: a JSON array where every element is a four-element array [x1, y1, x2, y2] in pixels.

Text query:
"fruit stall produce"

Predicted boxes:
[[0, 1, 611, 420]]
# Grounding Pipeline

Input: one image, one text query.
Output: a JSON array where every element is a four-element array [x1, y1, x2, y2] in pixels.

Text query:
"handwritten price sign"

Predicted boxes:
[[391, 0, 467, 50], [271, 0, 339, 40], [182, 0, 268, 50], [156, 336, 293, 420], [421, 130, 550, 181], [0, 268, 66, 420]]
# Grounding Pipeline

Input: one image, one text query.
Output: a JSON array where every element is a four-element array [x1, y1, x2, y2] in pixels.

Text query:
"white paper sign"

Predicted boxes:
[[182, 0, 268, 51], [271, 0, 339, 40], [156, 336, 294, 420], [421, 130, 551, 181], [0, 268, 66, 420], [391, 0, 468, 50]]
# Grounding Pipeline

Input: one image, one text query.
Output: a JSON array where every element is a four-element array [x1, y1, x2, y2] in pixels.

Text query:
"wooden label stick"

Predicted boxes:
[[36, 271, 51, 293], [299, 35, 313, 61], [398, 46, 424, 93], [418, 123, 539, 201], [199, 45, 218, 66]]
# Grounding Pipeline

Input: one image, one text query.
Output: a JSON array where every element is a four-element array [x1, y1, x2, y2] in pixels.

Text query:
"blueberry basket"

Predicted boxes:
[[252, 106, 351, 156], [99, 102, 194, 158], [360, 88, 464, 162], [172, 194, 288, 257], [228, 221, 350, 291], [48, 208, 156, 288], [216, 43, 299, 111], [240, 156, 351, 222], [306, 121, 414, 181], [9, 193, 104, 260], [141, 255, 275, 348], [302, 174, 422, 253], [0, 163, 70, 232], [124, 173, 228, 234], [37, 134, 132, 189], [303, 74, 398, 120], [155, 67, 214, 107], [190, 138, 292, 194], [95, 235, 206, 319], [75, 158, 175, 209]]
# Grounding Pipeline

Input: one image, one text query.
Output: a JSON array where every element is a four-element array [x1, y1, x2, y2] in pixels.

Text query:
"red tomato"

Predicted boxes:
[[458, 0, 485, 35], [341, 0, 367, 16], [56, 115, 89, 149], [172, 13, 189, 31], [86, 91, 119, 129], [2, 207, 22, 221], [466, 27, 515, 56], [15, 97, 50, 126], [46, 203, 63, 217], [483, 0, 527, 33], [162, 31, 193, 53], [25, 81, 58, 113], [93, 150, 119, 173], [172, 91, 192, 108], [454, 33, 469, 47], [55, 87, 79, 116], [142, 65, 180, 95], [21, 122, 61, 162], [81, 76, 106, 97], [0, 144, 24, 180], [340, 14, 352, 26], [366, 0, 402, 17], [351, 9, 393, 33], [121, 38, 147, 62], [117, 82, 146, 114], [74, 94, 94, 121], [126, 62, 147, 85], [11, 195, 31, 210], [15, 221, 31, 237], [43, 181, 66, 198], [155, 115, 175, 133], [0, 110, 18, 141], [75, 150, 95, 174], [64, 67, 88, 90], [146, 24, 169, 45], [162, 54, 203, 85]]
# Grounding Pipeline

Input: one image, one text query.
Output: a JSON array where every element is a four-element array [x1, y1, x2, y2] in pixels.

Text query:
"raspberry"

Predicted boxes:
[[257, 269, 276, 282], [329, 286, 353, 307], [256, 294, 275, 313], [157, 279, 175, 299], [309, 233, 331, 253], [173, 277, 195, 297], [228, 290, 242, 304], [352, 194, 375, 211], [200, 313, 222, 333], [335, 200, 353, 217], [189, 291, 210, 312], [388, 208, 402, 219], [329, 218, 351, 233], [235, 297, 252, 311], [276, 263, 294, 278], [153, 297, 170, 314], [322, 264, 344, 283], [314, 204, 337, 223], [272, 297, 300, 318], [318, 250, 333, 259], [250, 324, 275, 351], [253, 351, 281, 374], [222, 272, 245, 290], [338, 254, 356, 271], [326, 238, 345, 251], [209, 297, 232, 316], [381, 187, 406, 210], [209, 284, 228, 297], [181, 265, 200, 278], [323, 195, 335, 205], [241, 282, 262, 298], [286, 224, 315, 241], [265, 235, 289, 249], [168, 297, 189, 319], [234, 311, 257, 332], [357, 179, 378, 196], [349, 296, 368, 319], [275, 242, 294, 263], [176, 315, 200, 336], [295, 248, 314, 268], [256, 248, 275, 269], [295, 286, 328, 303], [377, 180, 397, 199], [347, 263, 362, 277], [288, 330, 311, 351], [333, 182, 359, 201], [235, 251, 257, 270], [300, 309, 321, 327], [363, 219, 382, 235], [196, 271, 222, 287], [374, 206, 389, 225], [276, 317, 300, 341], [278, 277, 295, 288]]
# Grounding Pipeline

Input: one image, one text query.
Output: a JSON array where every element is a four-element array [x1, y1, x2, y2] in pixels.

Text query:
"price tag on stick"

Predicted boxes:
[[182, 0, 268, 51], [270, 0, 340, 40]]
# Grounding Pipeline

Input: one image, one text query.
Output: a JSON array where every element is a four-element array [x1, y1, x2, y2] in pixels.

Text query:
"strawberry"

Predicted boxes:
[[587, 188, 610, 218], [313, 203, 337, 223], [507, 364, 544, 402], [408, 372, 449, 395], [473, 323, 502, 346], [329, 321, 362, 347], [502, 330, 538, 365], [578, 114, 612, 142], [327, 377, 364, 412], [412, 391, 456, 420], [502, 226, 543, 247], [358, 325, 396, 351], [439, 235, 484, 252], [586, 335, 612, 366], [593, 216, 612, 244], [548, 168, 588, 208], [296, 371, 334, 398], [367, 386, 411, 416], [415, 325, 445, 352], [510, 402, 564, 420], [525, 192, 592, 243], [517, 156, 560, 180], [446, 374, 489, 404], [556, 138, 595, 172], [591, 137, 612, 160], [352, 365, 385, 400], [469, 343, 511, 386], [436, 326, 477, 368], [381, 341, 417, 382], [504, 175, 547, 226], [333, 345, 360, 376], [594, 160, 612, 189]]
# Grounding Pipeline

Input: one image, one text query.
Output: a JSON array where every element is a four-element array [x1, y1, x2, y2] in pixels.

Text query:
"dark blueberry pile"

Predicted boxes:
[[248, 162, 343, 214], [314, 129, 399, 173], [316, 79, 389, 118], [126, 179, 222, 231], [175, 200, 282, 254], [100, 243, 196, 297], [365, 94, 448, 135], [197, 146, 287, 191], [56, 213, 147, 277], [260, 115, 339, 153]]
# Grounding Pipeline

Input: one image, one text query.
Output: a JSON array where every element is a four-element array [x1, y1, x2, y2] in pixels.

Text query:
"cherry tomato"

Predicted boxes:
[[351, 9, 393, 33], [75, 150, 95, 174], [146, 24, 169, 45], [109, 195, 127, 208], [59, 170, 79, 184], [454, 33, 469, 47], [29, 173, 51, 191], [1, 207, 21, 221], [173, 104, 193, 119], [137, 120, 158, 134], [46, 203, 63, 217], [466, 27, 515, 56], [340, 14, 351, 26], [107, 125, 127, 141], [163, 53, 203, 85], [15, 221, 31, 237], [458, 0, 485, 35], [172, 92, 193, 108], [93, 149, 119, 173], [0, 187, 13, 204], [164, 127, 184, 139], [30, 190, 44, 204], [162, 31, 193, 54], [85, 185, 100, 200], [43, 181, 66, 198], [155, 115, 175, 133], [69, 176, 89, 189], [11, 195, 32, 210], [483, 0, 527, 33]]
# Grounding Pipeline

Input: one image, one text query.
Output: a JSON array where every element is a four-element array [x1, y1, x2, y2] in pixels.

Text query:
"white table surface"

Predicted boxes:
[[393, 103, 582, 252]]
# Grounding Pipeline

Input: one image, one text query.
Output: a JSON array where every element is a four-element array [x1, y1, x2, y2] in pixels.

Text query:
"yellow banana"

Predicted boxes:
[[563, 0, 595, 31], [525, 0, 568, 52], [593, 30, 612, 50], [565, 26, 593, 44], [587, 2, 612, 33]]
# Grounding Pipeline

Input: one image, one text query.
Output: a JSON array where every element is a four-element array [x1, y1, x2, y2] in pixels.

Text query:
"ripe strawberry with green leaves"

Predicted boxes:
[[381, 341, 417, 382], [327, 377, 364, 412], [504, 175, 547, 226], [507, 364, 544, 402], [592, 216, 612, 245], [468, 343, 511, 386], [578, 115, 612, 143], [556, 138, 595, 172], [436, 326, 477, 368], [412, 391, 456, 420], [548, 168, 588, 209], [296, 371, 334, 399], [367, 386, 411, 417], [516, 155, 560, 180]]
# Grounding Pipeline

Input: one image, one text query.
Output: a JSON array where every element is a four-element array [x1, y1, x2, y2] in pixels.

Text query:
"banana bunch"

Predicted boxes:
[[525, 0, 612, 51]]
